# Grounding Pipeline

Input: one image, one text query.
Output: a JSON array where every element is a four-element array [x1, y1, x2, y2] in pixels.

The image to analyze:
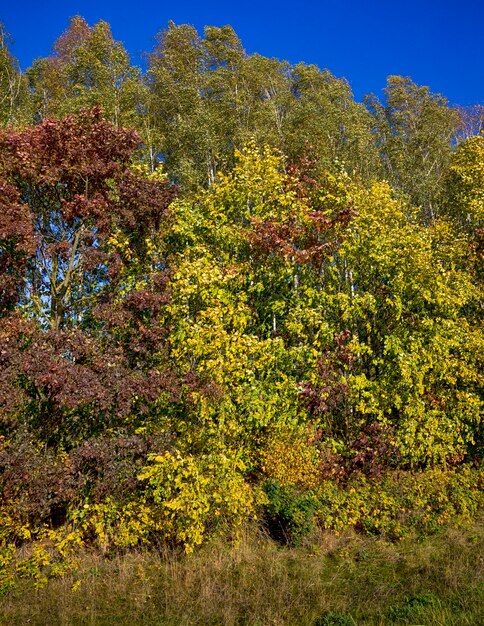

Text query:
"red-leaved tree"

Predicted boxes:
[[0, 105, 176, 328], [0, 108, 181, 447]]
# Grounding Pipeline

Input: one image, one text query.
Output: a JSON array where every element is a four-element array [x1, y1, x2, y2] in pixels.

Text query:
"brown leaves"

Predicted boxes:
[[0, 180, 36, 311], [0, 109, 181, 443], [248, 157, 355, 265], [249, 204, 354, 265], [0, 107, 176, 328], [0, 430, 170, 530], [0, 106, 138, 185], [0, 316, 180, 443], [300, 331, 354, 420]]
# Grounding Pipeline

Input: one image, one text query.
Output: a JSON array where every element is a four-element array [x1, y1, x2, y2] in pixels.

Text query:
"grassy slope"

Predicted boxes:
[[1, 524, 482, 625]]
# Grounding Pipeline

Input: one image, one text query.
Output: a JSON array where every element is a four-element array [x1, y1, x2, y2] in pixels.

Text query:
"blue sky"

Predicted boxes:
[[1, 0, 483, 105]]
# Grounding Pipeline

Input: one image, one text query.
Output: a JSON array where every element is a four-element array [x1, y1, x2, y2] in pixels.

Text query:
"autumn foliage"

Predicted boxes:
[[0, 17, 482, 590]]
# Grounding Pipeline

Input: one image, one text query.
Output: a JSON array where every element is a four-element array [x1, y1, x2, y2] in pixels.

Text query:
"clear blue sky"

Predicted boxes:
[[1, 0, 483, 105]]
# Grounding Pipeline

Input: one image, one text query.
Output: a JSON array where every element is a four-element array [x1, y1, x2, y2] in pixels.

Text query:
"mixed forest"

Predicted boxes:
[[0, 16, 482, 610]]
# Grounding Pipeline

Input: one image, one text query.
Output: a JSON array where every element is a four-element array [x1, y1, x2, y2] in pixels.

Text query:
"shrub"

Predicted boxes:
[[262, 480, 317, 545], [314, 465, 483, 538], [139, 448, 256, 551]]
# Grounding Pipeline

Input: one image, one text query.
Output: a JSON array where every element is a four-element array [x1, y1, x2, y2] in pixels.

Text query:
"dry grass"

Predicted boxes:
[[1, 524, 482, 625]]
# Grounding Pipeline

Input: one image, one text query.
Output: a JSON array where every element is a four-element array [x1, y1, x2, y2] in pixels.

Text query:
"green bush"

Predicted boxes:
[[262, 480, 317, 545], [386, 592, 438, 622]]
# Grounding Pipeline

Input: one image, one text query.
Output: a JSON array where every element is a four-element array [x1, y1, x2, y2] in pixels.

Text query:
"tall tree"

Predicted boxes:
[[0, 23, 31, 127], [148, 22, 251, 188], [28, 16, 142, 127], [365, 76, 459, 219], [285, 63, 378, 179], [148, 22, 207, 187]]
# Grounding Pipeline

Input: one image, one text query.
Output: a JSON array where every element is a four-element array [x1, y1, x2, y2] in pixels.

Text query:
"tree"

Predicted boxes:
[[365, 76, 459, 219], [285, 63, 378, 179], [0, 107, 179, 447], [163, 143, 356, 460], [443, 133, 484, 294], [148, 22, 208, 188], [28, 17, 142, 128], [453, 104, 484, 143], [335, 181, 482, 463], [444, 133, 484, 236], [148, 22, 251, 188], [0, 23, 31, 127], [0, 106, 175, 330]]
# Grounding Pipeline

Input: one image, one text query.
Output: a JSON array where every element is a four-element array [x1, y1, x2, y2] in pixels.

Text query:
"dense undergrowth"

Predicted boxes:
[[1, 524, 483, 625]]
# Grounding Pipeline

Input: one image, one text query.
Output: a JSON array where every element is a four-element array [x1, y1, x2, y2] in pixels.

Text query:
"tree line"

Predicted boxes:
[[0, 16, 482, 573], [2, 17, 483, 196]]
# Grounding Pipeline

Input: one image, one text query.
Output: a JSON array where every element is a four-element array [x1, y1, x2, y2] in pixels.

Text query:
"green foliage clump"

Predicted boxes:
[[262, 480, 318, 545], [386, 592, 438, 623], [314, 612, 355, 626]]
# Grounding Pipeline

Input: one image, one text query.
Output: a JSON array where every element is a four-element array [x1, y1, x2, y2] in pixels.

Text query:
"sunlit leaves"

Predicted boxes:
[[0, 107, 174, 329], [28, 17, 142, 128], [444, 134, 484, 236], [365, 76, 459, 218]]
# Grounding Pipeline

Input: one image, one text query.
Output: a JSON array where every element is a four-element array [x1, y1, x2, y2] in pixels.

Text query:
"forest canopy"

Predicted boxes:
[[0, 16, 482, 582]]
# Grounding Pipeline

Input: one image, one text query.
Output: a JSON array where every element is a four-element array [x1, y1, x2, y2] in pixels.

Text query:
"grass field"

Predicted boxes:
[[1, 523, 482, 625]]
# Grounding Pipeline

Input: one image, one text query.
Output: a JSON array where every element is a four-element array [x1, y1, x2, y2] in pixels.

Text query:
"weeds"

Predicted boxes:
[[0, 523, 482, 625]]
